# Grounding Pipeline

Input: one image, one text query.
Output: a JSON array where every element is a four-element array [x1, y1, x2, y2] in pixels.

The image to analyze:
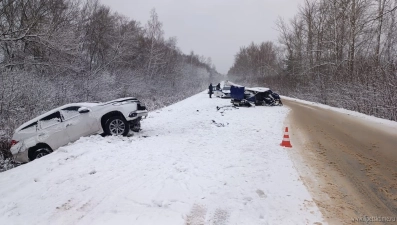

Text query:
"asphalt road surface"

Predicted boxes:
[[284, 99, 397, 225]]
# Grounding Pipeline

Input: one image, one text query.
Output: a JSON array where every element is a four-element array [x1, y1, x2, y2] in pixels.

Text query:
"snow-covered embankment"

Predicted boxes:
[[0, 92, 325, 224]]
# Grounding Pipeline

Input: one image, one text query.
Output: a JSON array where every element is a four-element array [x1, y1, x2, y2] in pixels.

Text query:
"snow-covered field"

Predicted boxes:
[[0, 92, 325, 225]]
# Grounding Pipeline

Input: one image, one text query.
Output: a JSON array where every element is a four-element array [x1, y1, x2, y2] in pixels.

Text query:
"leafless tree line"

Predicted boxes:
[[0, 0, 221, 160], [228, 0, 397, 121], [228, 41, 282, 85]]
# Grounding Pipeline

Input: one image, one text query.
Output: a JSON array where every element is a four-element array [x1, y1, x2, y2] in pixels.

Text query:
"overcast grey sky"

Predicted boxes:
[[101, 0, 303, 74]]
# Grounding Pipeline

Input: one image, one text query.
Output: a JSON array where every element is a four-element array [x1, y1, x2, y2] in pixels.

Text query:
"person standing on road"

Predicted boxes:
[[208, 83, 213, 98]]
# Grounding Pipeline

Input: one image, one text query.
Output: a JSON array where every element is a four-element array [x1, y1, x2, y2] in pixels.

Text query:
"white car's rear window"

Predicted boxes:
[[20, 122, 37, 133], [39, 112, 62, 129]]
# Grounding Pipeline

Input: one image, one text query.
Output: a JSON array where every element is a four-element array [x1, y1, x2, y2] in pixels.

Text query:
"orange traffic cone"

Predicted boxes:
[[280, 127, 292, 148]]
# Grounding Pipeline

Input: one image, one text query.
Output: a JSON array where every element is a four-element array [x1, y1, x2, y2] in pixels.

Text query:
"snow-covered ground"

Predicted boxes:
[[0, 92, 325, 225]]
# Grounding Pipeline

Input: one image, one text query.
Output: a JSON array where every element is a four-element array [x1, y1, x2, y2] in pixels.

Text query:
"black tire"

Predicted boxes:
[[105, 116, 129, 136], [131, 120, 141, 132], [30, 146, 52, 161], [278, 100, 283, 106]]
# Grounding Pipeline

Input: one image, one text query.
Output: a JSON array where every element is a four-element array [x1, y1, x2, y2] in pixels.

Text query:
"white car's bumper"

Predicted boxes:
[[126, 110, 148, 120], [14, 151, 29, 163]]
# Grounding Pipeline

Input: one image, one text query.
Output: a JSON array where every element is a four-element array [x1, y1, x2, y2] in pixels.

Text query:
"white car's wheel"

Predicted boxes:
[[30, 146, 52, 161], [105, 116, 130, 136]]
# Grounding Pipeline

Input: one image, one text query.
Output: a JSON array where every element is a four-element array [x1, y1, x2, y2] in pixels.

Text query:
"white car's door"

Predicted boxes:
[[61, 106, 97, 142], [38, 111, 70, 150]]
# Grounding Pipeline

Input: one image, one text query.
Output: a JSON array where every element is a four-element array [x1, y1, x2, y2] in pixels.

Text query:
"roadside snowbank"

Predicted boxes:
[[282, 96, 397, 130], [0, 92, 325, 225]]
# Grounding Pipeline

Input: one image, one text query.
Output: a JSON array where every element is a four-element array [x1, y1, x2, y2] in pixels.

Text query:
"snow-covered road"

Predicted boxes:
[[0, 92, 325, 225]]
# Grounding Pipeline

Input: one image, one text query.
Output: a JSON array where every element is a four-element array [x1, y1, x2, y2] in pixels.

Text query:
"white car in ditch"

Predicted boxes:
[[10, 97, 148, 162]]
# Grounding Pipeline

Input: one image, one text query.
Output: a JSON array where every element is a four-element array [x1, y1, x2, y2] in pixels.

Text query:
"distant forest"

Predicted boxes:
[[0, 0, 223, 158], [228, 0, 397, 122]]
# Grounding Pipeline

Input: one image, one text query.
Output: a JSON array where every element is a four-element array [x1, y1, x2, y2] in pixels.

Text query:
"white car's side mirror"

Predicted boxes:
[[78, 107, 90, 114]]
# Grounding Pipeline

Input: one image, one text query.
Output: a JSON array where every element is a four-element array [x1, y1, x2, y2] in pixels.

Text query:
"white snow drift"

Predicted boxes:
[[0, 92, 325, 225]]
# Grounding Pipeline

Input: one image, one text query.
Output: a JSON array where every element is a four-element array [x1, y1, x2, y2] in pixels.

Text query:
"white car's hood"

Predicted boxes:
[[100, 97, 138, 106]]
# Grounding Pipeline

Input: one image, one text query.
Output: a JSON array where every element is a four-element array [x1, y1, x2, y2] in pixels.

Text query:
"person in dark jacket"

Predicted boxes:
[[216, 83, 221, 90], [208, 83, 213, 98]]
